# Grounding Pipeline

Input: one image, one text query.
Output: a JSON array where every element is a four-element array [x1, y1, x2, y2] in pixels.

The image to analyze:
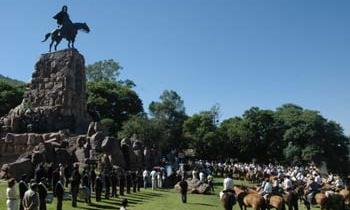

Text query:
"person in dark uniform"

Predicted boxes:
[[103, 169, 111, 199], [95, 175, 102, 202], [52, 168, 60, 197], [132, 171, 137, 193], [126, 171, 131, 194], [35, 164, 46, 183], [137, 170, 143, 192], [71, 165, 81, 207], [55, 180, 64, 210], [89, 168, 96, 192], [38, 178, 48, 210], [119, 171, 125, 196], [64, 165, 71, 188], [82, 170, 91, 204], [19, 174, 28, 210], [111, 169, 118, 198], [179, 177, 188, 203], [47, 164, 54, 191]]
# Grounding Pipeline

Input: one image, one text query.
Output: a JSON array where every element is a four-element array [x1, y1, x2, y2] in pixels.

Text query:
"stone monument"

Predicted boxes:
[[0, 49, 89, 134]]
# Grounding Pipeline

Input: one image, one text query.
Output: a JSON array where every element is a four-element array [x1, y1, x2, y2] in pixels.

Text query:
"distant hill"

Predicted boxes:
[[0, 74, 25, 86]]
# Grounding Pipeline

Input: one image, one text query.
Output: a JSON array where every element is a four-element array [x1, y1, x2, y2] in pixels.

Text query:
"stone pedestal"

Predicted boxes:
[[1, 49, 89, 134]]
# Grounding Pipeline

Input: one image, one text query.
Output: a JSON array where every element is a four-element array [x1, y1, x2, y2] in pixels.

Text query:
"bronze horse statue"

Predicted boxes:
[[42, 23, 90, 52], [42, 6, 90, 52]]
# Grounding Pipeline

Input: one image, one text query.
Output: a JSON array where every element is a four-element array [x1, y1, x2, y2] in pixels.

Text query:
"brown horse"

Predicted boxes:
[[304, 191, 346, 210], [282, 191, 299, 210], [234, 186, 265, 210], [246, 187, 285, 210], [220, 191, 236, 210]]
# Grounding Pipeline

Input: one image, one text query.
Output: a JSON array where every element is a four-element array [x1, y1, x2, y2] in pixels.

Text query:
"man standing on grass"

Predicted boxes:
[[23, 181, 40, 210], [143, 168, 149, 189], [55, 180, 64, 210], [19, 175, 28, 210], [179, 177, 188, 203]]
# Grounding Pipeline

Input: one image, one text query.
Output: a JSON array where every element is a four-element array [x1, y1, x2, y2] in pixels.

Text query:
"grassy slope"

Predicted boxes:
[[0, 179, 315, 210]]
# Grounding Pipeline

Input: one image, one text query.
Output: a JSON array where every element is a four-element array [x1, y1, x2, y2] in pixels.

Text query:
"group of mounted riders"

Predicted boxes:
[[216, 162, 349, 210]]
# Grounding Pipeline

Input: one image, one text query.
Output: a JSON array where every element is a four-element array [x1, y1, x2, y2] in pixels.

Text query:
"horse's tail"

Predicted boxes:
[[42, 33, 51, 42]]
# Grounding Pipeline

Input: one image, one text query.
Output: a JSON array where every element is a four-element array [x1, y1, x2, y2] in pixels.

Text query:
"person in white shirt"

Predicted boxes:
[[314, 174, 322, 186], [199, 171, 205, 183], [220, 174, 234, 199], [6, 179, 18, 210], [142, 169, 149, 189], [259, 178, 272, 200], [283, 176, 293, 191], [150, 169, 157, 190], [157, 171, 162, 188], [120, 198, 128, 210], [335, 177, 344, 189]]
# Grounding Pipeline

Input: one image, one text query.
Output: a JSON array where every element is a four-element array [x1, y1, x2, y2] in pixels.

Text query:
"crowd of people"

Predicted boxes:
[[4, 161, 173, 210]]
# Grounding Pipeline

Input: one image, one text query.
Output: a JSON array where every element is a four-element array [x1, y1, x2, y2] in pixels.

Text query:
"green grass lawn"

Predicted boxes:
[[0, 179, 317, 210]]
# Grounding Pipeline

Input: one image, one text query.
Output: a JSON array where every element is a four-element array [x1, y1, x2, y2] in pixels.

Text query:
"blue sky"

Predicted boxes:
[[0, 0, 349, 135]]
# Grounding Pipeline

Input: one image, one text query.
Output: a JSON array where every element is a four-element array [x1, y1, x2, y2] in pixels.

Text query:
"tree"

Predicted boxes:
[[87, 80, 143, 135], [183, 109, 221, 159], [86, 59, 122, 82], [119, 114, 162, 147], [149, 90, 187, 153], [0, 80, 24, 117]]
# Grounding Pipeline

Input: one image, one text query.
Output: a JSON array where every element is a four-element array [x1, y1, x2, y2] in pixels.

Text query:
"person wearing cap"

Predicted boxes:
[[55, 180, 64, 210], [22, 181, 40, 210], [120, 198, 128, 210], [19, 175, 28, 210], [6, 178, 18, 210], [38, 178, 48, 210]]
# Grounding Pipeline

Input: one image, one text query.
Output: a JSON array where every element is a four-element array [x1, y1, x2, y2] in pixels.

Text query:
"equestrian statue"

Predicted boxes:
[[42, 6, 90, 52]]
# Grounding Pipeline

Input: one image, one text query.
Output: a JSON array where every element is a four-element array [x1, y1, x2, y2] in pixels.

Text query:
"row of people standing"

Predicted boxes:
[[6, 163, 144, 210], [142, 168, 166, 190]]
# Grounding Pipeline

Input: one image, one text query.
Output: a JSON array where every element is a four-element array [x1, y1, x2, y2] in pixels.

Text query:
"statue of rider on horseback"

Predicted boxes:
[[42, 6, 90, 52]]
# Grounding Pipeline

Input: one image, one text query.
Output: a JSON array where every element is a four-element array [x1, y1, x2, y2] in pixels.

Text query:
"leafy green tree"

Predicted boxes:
[[183, 109, 221, 159], [86, 59, 122, 82], [87, 80, 143, 135], [0, 80, 24, 116], [119, 114, 162, 147], [149, 90, 187, 153]]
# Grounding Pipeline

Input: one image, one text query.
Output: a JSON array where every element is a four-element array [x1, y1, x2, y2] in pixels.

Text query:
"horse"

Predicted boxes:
[[302, 190, 346, 210], [42, 22, 90, 52], [234, 186, 265, 210], [246, 187, 285, 210], [282, 190, 299, 210], [220, 190, 236, 210]]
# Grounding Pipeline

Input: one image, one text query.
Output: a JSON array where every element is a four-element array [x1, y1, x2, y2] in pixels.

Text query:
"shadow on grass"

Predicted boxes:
[[187, 202, 216, 207]]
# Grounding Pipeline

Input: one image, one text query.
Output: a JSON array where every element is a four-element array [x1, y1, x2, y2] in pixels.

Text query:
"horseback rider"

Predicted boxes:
[[306, 176, 321, 204], [259, 178, 272, 200], [53, 5, 70, 27]]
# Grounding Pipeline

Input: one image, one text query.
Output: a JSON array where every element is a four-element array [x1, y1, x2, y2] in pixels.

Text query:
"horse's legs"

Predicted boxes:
[[55, 40, 61, 51], [67, 40, 71, 48], [72, 39, 75, 49], [49, 40, 54, 52]]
